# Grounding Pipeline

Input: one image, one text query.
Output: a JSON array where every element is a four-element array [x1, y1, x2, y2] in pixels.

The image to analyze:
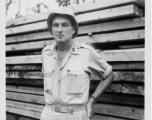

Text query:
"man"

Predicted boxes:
[[41, 7, 114, 120]]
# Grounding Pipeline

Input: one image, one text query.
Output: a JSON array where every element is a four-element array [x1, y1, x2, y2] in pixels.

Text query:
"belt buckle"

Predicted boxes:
[[69, 108, 73, 114], [54, 106, 73, 114], [54, 106, 61, 112]]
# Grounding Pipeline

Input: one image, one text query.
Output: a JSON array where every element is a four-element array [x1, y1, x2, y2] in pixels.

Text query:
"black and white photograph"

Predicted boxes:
[[4, 0, 151, 120]]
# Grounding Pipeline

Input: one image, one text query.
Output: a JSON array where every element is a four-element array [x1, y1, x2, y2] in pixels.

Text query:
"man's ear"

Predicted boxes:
[[72, 26, 76, 34]]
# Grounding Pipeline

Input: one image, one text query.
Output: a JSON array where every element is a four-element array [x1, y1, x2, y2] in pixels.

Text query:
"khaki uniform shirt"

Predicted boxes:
[[41, 42, 112, 106]]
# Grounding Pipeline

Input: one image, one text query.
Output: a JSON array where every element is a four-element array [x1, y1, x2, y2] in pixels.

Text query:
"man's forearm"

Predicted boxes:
[[91, 71, 114, 102]]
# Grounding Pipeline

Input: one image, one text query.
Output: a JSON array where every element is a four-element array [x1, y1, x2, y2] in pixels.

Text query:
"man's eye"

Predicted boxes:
[[52, 24, 58, 27], [62, 23, 69, 27]]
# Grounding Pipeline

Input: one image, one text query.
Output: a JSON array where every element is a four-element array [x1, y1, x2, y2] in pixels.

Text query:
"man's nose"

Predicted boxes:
[[57, 25, 63, 32]]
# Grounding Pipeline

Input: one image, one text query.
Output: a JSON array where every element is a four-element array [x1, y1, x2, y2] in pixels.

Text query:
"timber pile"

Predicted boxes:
[[6, 0, 145, 120]]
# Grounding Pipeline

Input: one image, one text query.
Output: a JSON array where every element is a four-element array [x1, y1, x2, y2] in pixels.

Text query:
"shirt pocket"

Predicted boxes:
[[44, 70, 54, 94], [67, 68, 87, 94]]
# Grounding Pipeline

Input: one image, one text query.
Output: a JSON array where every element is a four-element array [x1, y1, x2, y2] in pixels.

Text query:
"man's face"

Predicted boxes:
[[51, 15, 75, 43]]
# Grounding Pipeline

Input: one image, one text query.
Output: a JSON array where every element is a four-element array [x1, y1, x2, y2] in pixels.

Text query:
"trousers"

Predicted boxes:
[[40, 106, 90, 120]]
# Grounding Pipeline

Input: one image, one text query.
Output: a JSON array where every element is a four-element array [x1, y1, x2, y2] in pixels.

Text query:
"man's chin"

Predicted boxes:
[[55, 37, 72, 43], [56, 39, 66, 43]]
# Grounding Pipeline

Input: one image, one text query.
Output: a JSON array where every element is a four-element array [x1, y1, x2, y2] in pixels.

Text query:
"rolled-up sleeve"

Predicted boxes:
[[87, 48, 112, 80]]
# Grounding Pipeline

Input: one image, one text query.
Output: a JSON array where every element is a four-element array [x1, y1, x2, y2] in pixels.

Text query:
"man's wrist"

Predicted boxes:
[[90, 95, 97, 103]]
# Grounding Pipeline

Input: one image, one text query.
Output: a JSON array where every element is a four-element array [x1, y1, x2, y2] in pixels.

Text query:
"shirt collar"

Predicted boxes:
[[44, 44, 56, 56], [53, 41, 79, 55], [46, 42, 79, 56], [70, 42, 79, 55]]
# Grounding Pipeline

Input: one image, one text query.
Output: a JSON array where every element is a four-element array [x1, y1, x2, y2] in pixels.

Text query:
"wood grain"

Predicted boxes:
[[6, 49, 144, 64], [94, 103, 144, 120], [6, 113, 18, 120], [6, 80, 144, 95], [6, 92, 44, 104], [6, 1, 145, 120], [6, 17, 144, 36], [6, 86, 144, 106], [6, 100, 144, 120], [6, 17, 145, 44], [6, 62, 144, 70], [6, 112, 129, 120], [6, 86, 44, 95], [6, 29, 144, 51], [6, 105, 41, 119], [76, 5, 143, 24], [6, 71, 144, 82]]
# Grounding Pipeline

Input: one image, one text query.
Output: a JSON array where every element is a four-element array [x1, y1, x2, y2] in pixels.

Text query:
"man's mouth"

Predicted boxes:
[[57, 35, 64, 37]]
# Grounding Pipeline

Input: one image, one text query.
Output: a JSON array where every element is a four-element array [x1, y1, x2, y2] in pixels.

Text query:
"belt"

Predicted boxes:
[[45, 104, 86, 114]]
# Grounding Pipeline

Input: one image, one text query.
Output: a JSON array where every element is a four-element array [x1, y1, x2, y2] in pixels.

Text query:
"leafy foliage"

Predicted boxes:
[[6, 0, 13, 16], [56, 0, 85, 7], [31, 3, 49, 14], [6, 0, 85, 20]]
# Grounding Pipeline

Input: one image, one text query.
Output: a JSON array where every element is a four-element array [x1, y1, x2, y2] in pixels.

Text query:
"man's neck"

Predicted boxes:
[[56, 40, 73, 52]]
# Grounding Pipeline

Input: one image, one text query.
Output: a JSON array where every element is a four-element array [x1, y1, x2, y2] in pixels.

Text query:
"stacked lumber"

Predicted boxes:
[[6, 0, 145, 120]]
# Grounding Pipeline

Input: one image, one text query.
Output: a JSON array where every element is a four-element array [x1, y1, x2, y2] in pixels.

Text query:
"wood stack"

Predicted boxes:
[[6, 0, 145, 120]]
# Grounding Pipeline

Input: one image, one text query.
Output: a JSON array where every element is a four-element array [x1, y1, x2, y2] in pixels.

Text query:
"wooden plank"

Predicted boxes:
[[6, 17, 145, 44], [107, 84, 144, 95], [6, 84, 143, 106], [6, 86, 144, 106], [6, 113, 18, 120], [6, 29, 144, 51], [6, 86, 44, 95], [6, 48, 144, 64], [6, 40, 54, 51], [6, 100, 43, 113], [75, 29, 144, 44], [6, 100, 144, 120], [78, 17, 144, 34], [6, 78, 43, 86], [6, 103, 125, 120], [18, 114, 128, 120], [7, 106, 40, 119], [6, 55, 41, 64], [19, 117, 37, 120], [114, 72, 144, 82], [6, 102, 41, 119], [6, 112, 134, 120], [6, 31, 51, 43], [98, 48, 144, 62], [6, 17, 145, 36], [6, 112, 128, 120], [6, 78, 144, 95], [94, 103, 144, 120], [90, 83, 144, 95], [6, 92, 44, 104], [6, 71, 43, 79], [6, 1, 144, 27], [98, 93, 144, 107], [7, 113, 36, 120], [69, 0, 145, 14], [110, 62, 144, 70], [6, 71, 144, 82], [91, 71, 144, 82], [6, 22, 48, 35], [6, 65, 42, 71], [92, 115, 128, 120], [6, 62, 144, 71], [119, 44, 144, 49], [75, 5, 144, 24]]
